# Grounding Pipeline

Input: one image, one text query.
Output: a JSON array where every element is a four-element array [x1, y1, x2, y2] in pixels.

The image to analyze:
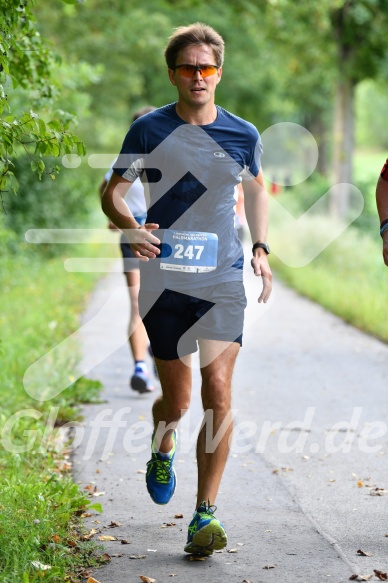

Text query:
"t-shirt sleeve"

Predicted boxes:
[[113, 120, 146, 182], [380, 158, 388, 181], [239, 127, 262, 180]]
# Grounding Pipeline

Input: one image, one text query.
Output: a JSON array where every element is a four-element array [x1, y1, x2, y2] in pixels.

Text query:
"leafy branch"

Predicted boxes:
[[0, 0, 85, 201]]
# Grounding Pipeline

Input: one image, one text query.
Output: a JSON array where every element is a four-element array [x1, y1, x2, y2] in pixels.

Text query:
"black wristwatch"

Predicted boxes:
[[252, 242, 270, 255]]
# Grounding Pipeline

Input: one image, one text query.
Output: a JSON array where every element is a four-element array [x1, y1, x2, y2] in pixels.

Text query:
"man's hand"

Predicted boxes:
[[251, 250, 272, 303], [125, 223, 161, 260], [383, 231, 388, 267]]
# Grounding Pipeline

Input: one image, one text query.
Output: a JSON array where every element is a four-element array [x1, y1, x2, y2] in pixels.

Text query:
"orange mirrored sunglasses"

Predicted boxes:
[[173, 64, 220, 78]]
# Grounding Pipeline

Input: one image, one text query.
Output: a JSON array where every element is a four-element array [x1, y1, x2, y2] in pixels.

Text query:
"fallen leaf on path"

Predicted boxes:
[[87, 578, 102, 583], [93, 492, 105, 497], [120, 539, 131, 544], [356, 549, 373, 557], [237, 543, 244, 546], [84, 484, 93, 491], [137, 470, 147, 474], [130, 555, 147, 559], [139, 577, 156, 583], [111, 554, 124, 557], [357, 481, 364, 488], [107, 521, 122, 528], [98, 535, 116, 541], [83, 528, 99, 540], [81, 512, 93, 518], [174, 514, 183, 519], [189, 555, 206, 561], [99, 553, 111, 563], [370, 488, 388, 496], [263, 564, 276, 569], [349, 575, 373, 581], [169, 575, 176, 577], [374, 571, 388, 581], [227, 548, 238, 553]]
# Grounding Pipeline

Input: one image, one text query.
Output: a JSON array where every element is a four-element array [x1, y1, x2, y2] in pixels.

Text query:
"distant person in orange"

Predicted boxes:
[[269, 175, 281, 195], [376, 158, 388, 266]]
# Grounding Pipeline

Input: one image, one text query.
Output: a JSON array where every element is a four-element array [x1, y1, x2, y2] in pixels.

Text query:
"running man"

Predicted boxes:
[[102, 22, 272, 555], [376, 157, 388, 266]]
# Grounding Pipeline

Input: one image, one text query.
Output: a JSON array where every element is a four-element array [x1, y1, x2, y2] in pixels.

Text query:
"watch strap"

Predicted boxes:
[[252, 242, 270, 255]]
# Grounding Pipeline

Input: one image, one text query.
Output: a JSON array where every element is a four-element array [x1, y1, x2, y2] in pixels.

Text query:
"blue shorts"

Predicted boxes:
[[139, 282, 246, 360]]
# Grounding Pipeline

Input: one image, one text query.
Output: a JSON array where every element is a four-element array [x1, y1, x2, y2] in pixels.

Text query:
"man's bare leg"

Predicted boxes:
[[145, 356, 193, 505], [196, 340, 239, 507], [125, 270, 148, 361], [151, 356, 192, 453]]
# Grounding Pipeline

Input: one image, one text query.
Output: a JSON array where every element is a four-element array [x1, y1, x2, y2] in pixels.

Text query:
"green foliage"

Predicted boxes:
[[271, 223, 387, 342], [356, 80, 388, 149], [0, 235, 109, 580], [330, 0, 388, 82], [33, 0, 289, 150], [0, 0, 86, 198], [0, 472, 102, 582], [269, 171, 387, 343], [2, 157, 97, 250]]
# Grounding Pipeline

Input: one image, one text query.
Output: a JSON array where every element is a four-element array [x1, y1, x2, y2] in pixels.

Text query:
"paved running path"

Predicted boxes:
[[73, 260, 388, 583]]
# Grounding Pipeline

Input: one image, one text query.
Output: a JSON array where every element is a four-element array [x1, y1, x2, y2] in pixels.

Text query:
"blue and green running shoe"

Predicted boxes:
[[146, 431, 177, 505], [184, 501, 227, 555]]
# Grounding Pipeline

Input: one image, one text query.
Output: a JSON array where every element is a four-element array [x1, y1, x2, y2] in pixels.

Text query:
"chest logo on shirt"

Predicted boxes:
[[214, 151, 226, 158]]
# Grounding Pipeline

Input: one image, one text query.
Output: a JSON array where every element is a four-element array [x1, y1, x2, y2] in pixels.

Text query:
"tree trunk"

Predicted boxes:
[[330, 75, 356, 219], [308, 112, 330, 178]]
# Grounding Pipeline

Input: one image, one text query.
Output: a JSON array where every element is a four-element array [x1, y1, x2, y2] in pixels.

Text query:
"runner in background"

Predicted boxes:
[[376, 157, 388, 266], [99, 106, 157, 393]]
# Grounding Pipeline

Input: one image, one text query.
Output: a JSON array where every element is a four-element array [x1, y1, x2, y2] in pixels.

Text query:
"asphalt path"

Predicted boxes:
[[73, 259, 388, 583]]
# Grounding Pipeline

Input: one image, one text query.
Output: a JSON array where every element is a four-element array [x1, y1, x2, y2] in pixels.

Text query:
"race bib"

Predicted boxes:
[[160, 230, 218, 273]]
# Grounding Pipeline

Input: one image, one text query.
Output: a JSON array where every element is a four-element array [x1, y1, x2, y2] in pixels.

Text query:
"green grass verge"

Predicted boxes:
[[0, 228, 119, 582], [268, 152, 387, 343], [270, 224, 387, 343]]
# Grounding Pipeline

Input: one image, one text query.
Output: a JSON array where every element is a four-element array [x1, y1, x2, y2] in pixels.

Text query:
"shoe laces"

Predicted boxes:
[[147, 456, 173, 484], [197, 500, 217, 516]]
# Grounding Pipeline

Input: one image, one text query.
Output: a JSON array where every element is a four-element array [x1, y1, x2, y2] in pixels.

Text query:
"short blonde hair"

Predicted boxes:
[[164, 22, 225, 69]]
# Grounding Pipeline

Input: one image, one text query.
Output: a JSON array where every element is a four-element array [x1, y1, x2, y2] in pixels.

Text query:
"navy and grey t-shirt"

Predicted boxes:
[[114, 103, 262, 292]]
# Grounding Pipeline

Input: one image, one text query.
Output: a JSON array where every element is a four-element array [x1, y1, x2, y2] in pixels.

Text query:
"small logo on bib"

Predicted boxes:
[[214, 151, 225, 158]]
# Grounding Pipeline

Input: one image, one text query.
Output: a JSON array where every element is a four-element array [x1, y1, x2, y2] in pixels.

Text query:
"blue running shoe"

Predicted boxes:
[[146, 431, 177, 505], [184, 501, 227, 555], [130, 366, 154, 394]]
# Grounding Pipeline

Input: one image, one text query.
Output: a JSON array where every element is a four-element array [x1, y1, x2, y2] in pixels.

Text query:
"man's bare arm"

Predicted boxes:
[[101, 171, 160, 260], [376, 175, 388, 266], [242, 169, 273, 302]]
